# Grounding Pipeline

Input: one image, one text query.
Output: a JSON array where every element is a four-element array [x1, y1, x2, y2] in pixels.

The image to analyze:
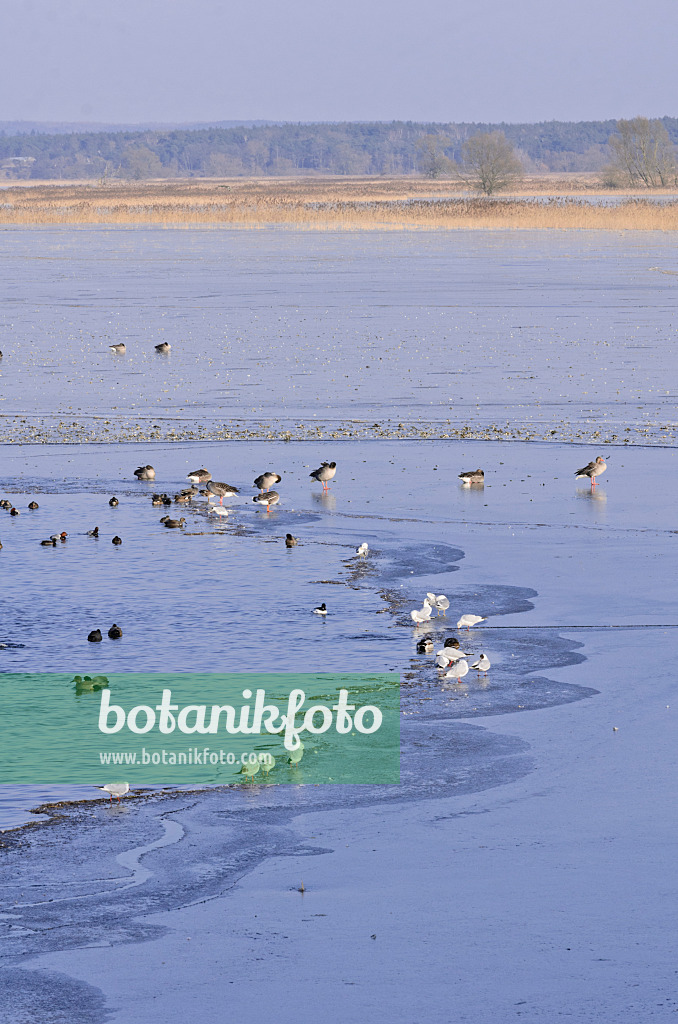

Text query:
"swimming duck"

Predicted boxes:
[[28, 501, 39, 510], [155, 342, 171, 354], [253, 490, 280, 510], [309, 461, 337, 490], [151, 495, 163, 506], [456, 614, 486, 630], [41, 538, 57, 546], [0, 500, 11, 509], [180, 486, 199, 497], [162, 495, 172, 505], [187, 469, 211, 484], [575, 456, 606, 487], [254, 472, 282, 492], [88, 629, 103, 643], [87, 527, 99, 537], [313, 603, 328, 616], [285, 534, 298, 547], [207, 480, 239, 505], [108, 624, 123, 639], [109, 343, 126, 354], [416, 637, 434, 654], [9, 507, 19, 516], [51, 531, 67, 542], [134, 465, 156, 481], [174, 493, 190, 503], [109, 497, 119, 507], [112, 535, 122, 545], [458, 469, 485, 485], [164, 517, 186, 528]]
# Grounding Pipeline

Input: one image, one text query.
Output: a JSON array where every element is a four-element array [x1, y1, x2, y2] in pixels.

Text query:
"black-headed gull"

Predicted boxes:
[[97, 783, 130, 802], [457, 614, 485, 630]]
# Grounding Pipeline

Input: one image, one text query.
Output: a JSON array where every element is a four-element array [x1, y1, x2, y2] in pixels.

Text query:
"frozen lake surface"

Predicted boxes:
[[1, 438, 676, 828], [0, 228, 677, 444]]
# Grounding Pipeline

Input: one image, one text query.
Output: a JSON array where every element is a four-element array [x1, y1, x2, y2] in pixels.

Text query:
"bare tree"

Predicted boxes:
[[416, 134, 453, 179], [456, 132, 523, 195], [606, 117, 676, 187]]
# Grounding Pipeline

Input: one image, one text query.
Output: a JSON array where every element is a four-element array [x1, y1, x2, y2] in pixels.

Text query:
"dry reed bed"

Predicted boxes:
[[1, 192, 677, 230]]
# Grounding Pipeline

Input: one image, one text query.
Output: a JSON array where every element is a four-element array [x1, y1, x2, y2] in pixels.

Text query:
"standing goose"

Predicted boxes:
[[253, 490, 280, 511], [206, 481, 239, 505], [254, 472, 282, 493], [109, 343, 126, 354], [575, 456, 606, 487], [309, 462, 337, 490], [134, 465, 156, 481]]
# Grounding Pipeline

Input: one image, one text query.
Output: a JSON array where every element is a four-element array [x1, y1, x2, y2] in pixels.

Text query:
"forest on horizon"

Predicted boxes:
[[1, 117, 677, 180]]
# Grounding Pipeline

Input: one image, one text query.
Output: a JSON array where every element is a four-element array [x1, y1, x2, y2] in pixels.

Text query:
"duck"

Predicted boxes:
[[0, 500, 11, 509], [96, 783, 130, 802], [206, 480, 239, 505], [155, 342, 171, 354], [309, 461, 337, 490], [162, 495, 172, 505], [134, 465, 156, 481], [254, 472, 282, 492], [112, 535, 122, 544], [253, 490, 280, 510], [151, 495, 163, 506], [458, 469, 484, 485], [174, 493, 190, 503], [41, 537, 57, 546], [109, 497, 119, 507], [180, 486, 199, 497], [109, 343, 126, 354], [285, 534, 298, 547], [87, 629, 103, 643], [52, 531, 67, 543], [9, 507, 19, 516], [416, 637, 434, 654], [575, 456, 606, 487], [457, 614, 486, 630], [87, 527, 99, 537], [108, 624, 123, 640], [471, 653, 491, 674], [187, 469, 211, 484], [28, 501, 39, 510], [164, 517, 186, 528], [313, 603, 328, 616]]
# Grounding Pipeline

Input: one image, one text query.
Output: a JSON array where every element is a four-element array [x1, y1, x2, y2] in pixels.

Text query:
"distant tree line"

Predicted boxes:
[[0, 117, 676, 182]]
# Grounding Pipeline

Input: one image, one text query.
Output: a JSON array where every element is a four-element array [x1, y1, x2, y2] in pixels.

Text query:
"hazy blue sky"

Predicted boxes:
[[2, 0, 676, 125]]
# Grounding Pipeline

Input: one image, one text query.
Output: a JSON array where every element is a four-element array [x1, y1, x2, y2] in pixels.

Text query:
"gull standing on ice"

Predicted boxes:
[[97, 783, 130, 803], [444, 659, 469, 684], [575, 456, 606, 488], [457, 614, 486, 630], [357, 543, 369, 557], [471, 654, 491, 675]]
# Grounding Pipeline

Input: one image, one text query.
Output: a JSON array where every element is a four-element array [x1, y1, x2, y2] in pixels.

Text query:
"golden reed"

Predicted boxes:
[[0, 180, 676, 230]]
